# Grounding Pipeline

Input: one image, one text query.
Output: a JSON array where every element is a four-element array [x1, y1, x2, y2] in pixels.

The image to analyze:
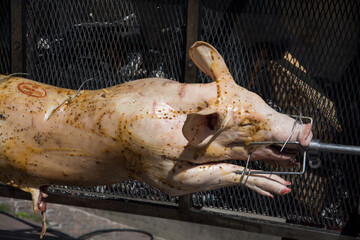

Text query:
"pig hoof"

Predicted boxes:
[[38, 186, 49, 238]]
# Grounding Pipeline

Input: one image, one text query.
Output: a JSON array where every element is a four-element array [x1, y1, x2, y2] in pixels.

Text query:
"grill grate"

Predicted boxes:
[[0, 0, 11, 74], [25, 0, 187, 204], [26, 0, 187, 89], [0, 0, 359, 232]]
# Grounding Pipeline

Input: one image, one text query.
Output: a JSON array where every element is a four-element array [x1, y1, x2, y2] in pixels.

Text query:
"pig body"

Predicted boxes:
[[0, 42, 312, 237], [0, 76, 298, 195]]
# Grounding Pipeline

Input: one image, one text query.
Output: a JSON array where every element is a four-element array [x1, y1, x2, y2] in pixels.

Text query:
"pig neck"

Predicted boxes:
[[105, 80, 224, 160]]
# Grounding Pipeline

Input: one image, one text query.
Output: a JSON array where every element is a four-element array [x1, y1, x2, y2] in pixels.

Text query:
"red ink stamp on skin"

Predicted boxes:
[[18, 83, 47, 97]]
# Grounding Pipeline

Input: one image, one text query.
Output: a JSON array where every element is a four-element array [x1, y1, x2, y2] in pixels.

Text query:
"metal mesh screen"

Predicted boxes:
[[194, 0, 360, 230], [0, 0, 11, 74], [0, 0, 359, 233], [25, 0, 187, 204], [26, 0, 187, 89]]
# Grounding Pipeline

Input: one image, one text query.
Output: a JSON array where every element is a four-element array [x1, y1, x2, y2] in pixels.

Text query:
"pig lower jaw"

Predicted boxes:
[[248, 146, 298, 162]]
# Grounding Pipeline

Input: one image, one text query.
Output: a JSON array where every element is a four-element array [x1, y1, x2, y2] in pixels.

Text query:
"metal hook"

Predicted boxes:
[[234, 149, 308, 175], [239, 154, 251, 185], [280, 108, 303, 153]]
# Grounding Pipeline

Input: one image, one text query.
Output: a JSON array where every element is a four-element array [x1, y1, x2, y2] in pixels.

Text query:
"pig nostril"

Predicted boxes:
[[299, 123, 313, 147]]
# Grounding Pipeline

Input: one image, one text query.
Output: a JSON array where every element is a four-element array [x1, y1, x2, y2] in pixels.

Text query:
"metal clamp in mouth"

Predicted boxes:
[[233, 142, 308, 175], [232, 114, 313, 176], [232, 114, 360, 176]]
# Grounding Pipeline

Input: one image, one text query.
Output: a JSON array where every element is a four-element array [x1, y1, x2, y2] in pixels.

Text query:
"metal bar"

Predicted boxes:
[[228, 141, 301, 147], [0, 185, 356, 240], [179, 195, 192, 210], [183, 0, 200, 83], [234, 150, 308, 175], [308, 139, 360, 155], [11, 0, 25, 73]]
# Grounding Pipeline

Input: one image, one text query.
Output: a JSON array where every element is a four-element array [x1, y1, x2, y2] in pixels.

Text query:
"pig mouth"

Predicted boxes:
[[247, 144, 302, 169], [269, 145, 302, 168], [259, 122, 313, 166], [269, 144, 299, 155]]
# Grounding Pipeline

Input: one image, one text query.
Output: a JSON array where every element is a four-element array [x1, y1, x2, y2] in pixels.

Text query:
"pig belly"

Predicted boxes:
[[0, 144, 129, 188], [0, 119, 129, 188]]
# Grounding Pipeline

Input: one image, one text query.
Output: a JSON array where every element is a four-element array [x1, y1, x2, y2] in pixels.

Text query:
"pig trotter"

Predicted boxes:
[[28, 188, 41, 214], [38, 186, 48, 212], [27, 187, 47, 238]]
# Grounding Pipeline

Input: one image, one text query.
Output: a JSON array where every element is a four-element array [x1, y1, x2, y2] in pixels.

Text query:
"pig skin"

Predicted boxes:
[[0, 41, 312, 237]]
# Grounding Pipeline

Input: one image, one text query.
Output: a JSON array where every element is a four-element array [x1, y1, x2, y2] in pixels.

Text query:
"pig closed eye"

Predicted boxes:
[[241, 123, 253, 127]]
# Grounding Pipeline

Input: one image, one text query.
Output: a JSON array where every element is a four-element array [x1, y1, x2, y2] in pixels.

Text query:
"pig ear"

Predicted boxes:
[[189, 41, 233, 83], [182, 109, 220, 147]]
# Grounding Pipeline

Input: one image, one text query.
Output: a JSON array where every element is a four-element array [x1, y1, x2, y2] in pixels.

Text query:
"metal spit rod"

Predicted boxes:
[[229, 139, 360, 155], [308, 139, 360, 155], [233, 139, 360, 175]]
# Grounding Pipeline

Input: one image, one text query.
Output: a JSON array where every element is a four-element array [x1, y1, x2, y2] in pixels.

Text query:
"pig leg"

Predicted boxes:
[[27, 187, 41, 214], [39, 186, 49, 239], [156, 163, 291, 197], [27, 186, 48, 238]]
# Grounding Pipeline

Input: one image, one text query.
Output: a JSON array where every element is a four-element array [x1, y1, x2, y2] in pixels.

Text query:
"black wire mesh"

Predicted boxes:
[[0, 0, 11, 74], [26, 0, 187, 89], [193, 0, 360, 230], [0, 0, 359, 232], [25, 0, 187, 204]]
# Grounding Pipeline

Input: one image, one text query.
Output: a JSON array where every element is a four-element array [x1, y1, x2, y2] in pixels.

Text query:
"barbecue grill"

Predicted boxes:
[[0, 0, 359, 239]]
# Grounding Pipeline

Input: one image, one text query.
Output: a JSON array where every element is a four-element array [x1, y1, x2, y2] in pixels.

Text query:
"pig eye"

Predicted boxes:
[[240, 123, 253, 127]]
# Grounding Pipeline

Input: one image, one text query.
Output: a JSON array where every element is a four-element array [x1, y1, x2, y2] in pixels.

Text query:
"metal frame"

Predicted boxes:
[[184, 0, 200, 83], [179, 0, 201, 210], [0, 185, 355, 240], [2, 0, 359, 239], [10, 0, 26, 73]]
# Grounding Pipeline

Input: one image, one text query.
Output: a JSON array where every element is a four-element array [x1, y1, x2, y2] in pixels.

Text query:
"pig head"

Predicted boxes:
[[125, 41, 313, 197]]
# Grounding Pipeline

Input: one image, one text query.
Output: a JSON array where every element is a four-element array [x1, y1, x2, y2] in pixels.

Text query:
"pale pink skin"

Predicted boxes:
[[0, 42, 312, 206]]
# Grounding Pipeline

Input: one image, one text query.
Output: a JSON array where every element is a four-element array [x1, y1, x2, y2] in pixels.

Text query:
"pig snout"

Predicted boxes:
[[266, 107, 313, 148], [298, 123, 313, 147], [284, 119, 313, 148]]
